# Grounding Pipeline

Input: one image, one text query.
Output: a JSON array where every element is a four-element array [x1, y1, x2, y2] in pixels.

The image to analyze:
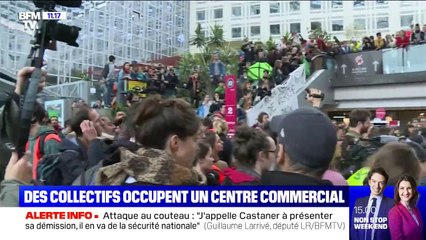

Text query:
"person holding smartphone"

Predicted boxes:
[[388, 175, 424, 240]]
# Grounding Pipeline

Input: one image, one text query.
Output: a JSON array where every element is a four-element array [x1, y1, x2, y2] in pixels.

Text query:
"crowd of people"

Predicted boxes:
[[226, 23, 426, 114], [96, 22, 426, 114], [1, 68, 425, 212], [101, 55, 180, 109], [0, 67, 425, 238]]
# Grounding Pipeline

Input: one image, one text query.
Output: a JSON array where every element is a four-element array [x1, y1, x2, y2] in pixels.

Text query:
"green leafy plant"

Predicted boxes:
[[308, 28, 333, 41], [265, 36, 276, 51], [179, 24, 239, 96]]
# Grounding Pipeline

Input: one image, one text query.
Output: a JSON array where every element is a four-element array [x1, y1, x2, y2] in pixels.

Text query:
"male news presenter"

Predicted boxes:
[[351, 167, 393, 240]]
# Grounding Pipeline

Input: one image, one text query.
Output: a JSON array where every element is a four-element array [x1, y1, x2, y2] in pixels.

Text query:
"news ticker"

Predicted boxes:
[[19, 186, 349, 207], [3, 207, 349, 239], [1, 186, 424, 240]]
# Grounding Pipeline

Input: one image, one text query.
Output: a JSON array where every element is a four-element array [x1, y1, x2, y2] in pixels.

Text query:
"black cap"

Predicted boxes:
[[275, 108, 337, 168]]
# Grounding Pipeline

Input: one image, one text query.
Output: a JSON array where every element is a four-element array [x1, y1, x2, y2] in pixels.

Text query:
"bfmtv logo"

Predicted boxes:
[[355, 55, 364, 66]]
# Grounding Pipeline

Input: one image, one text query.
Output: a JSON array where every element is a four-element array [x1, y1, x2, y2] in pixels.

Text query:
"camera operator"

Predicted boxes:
[[0, 67, 47, 206]]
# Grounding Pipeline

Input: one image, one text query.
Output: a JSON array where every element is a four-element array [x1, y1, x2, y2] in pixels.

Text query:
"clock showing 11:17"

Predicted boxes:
[[42, 12, 67, 20]]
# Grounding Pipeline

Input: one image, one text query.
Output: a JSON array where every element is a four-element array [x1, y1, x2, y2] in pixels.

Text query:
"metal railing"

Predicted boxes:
[[44, 80, 91, 102]]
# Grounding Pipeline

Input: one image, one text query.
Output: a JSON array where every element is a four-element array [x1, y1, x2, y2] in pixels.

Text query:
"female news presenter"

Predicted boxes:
[[388, 175, 424, 240]]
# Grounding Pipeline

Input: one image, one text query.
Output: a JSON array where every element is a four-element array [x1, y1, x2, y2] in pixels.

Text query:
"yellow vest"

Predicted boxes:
[[347, 167, 370, 186]]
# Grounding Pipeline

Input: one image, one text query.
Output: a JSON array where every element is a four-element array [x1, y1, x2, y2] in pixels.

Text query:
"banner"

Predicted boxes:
[[224, 75, 237, 136], [335, 51, 383, 82], [127, 80, 147, 98], [247, 66, 305, 126]]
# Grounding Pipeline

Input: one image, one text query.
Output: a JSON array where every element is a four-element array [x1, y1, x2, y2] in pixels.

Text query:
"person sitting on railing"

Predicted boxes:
[[362, 37, 375, 51], [374, 32, 386, 50], [327, 42, 343, 56], [316, 34, 327, 52], [350, 39, 362, 53], [385, 34, 396, 48], [396, 30, 410, 48], [411, 23, 425, 44], [341, 41, 352, 54]]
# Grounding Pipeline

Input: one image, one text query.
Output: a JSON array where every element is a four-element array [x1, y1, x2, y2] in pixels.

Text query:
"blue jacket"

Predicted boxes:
[[209, 61, 225, 77]]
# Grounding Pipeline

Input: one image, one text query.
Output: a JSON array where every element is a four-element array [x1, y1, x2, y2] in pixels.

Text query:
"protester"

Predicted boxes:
[[341, 109, 372, 177], [96, 96, 200, 185], [369, 142, 420, 185], [193, 141, 219, 186], [203, 130, 228, 171], [213, 118, 233, 166], [261, 108, 337, 185], [26, 102, 61, 179], [2, 21, 426, 210], [57, 106, 106, 185], [223, 126, 275, 185]]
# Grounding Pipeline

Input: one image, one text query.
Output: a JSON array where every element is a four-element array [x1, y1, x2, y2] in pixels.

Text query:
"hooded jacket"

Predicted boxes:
[[96, 147, 199, 186], [58, 137, 106, 185]]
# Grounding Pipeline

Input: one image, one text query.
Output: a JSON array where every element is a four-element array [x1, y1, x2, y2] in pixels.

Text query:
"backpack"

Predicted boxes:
[[25, 131, 61, 178], [36, 148, 81, 186], [102, 63, 109, 79], [341, 137, 381, 179], [36, 152, 64, 185], [36, 132, 89, 186]]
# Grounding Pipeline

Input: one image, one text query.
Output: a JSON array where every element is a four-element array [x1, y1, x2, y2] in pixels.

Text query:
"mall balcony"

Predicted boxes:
[[300, 43, 426, 124]]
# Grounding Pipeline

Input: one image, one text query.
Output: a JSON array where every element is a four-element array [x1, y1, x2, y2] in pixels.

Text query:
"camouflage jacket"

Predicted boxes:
[[341, 130, 380, 176], [96, 147, 199, 186]]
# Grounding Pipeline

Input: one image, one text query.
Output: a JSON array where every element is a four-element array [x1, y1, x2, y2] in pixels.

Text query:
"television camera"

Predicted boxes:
[[1, 0, 82, 158]]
